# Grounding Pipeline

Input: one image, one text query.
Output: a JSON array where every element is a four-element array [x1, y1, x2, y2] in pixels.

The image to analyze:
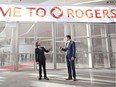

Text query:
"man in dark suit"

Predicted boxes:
[[35, 41, 51, 80], [60, 35, 76, 81]]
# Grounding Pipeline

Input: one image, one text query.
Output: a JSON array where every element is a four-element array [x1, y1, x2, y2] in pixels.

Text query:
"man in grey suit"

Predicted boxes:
[[60, 35, 76, 81]]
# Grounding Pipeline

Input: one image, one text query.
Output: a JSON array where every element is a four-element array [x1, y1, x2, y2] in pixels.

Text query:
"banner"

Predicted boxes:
[[0, 4, 116, 22]]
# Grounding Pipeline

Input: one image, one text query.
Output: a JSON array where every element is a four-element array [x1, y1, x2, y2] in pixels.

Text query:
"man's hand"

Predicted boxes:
[[71, 57, 75, 61]]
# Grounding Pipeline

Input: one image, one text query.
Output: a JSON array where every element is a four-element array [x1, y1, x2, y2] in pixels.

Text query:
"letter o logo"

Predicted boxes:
[[50, 6, 63, 19]]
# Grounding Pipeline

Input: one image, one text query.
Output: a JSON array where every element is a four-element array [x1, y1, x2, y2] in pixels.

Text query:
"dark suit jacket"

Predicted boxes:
[[35, 47, 49, 63], [62, 40, 76, 59]]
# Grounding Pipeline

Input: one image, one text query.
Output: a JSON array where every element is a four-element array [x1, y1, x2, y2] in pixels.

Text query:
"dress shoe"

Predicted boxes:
[[65, 78, 72, 80], [73, 78, 76, 81], [39, 77, 42, 80], [44, 77, 49, 80]]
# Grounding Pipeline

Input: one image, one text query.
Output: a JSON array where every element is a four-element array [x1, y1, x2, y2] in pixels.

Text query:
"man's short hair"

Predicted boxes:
[[66, 35, 71, 39]]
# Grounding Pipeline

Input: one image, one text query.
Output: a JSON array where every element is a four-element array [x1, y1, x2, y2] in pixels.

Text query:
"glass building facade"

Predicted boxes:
[[0, 22, 116, 70]]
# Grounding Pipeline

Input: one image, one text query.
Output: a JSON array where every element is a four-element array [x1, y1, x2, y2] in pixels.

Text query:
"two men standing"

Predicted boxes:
[[35, 35, 76, 81]]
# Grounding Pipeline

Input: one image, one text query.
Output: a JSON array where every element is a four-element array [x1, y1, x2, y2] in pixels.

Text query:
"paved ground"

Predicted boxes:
[[0, 67, 116, 87]]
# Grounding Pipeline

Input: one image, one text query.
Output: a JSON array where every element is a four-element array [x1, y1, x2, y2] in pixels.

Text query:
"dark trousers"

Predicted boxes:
[[39, 62, 47, 78], [66, 58, 76, 78]]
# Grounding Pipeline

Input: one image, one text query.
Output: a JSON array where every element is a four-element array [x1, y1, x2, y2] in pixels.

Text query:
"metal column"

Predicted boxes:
[[104, 24, 112, 68], [34, 22, 37, 70], [10, 22, 19, 71], [52, 23, 56, 69], [86, 23, 93, 68]]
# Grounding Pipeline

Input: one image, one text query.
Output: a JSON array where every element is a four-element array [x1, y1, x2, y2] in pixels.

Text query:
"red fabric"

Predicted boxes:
[[1, 62, 34, 70]]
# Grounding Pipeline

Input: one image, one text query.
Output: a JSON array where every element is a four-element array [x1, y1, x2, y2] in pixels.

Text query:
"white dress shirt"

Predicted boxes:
[[66, 40, 71, 47]]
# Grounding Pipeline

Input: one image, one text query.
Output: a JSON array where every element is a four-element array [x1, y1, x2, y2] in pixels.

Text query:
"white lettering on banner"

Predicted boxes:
[[0, 4, 115, 22]]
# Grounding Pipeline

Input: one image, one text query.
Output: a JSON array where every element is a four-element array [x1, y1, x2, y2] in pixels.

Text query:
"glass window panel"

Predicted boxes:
[[19, 53, 34, 63], [36, 22, 52, 37], [56, 38, 64, 42], [56, 54, 66, 69], [56, 42, 66, 69], [56, 23, 64, 37], [73, 23, 87, 37], [110, 38, 116, 52], [107, 23, 116, 38], [92, 38, 107, 52], [19, 22, 34, 37], [110, 53, 116, 68], [37, 38, 52, 48], [76, 53, 89, 68], [19, 38, 34, 45], [0, 26, 4, 33], [0, 38, 12, 66], [91, 24, 106, 37], [93, 53, 109, 68], [74, 38, 88, 52]]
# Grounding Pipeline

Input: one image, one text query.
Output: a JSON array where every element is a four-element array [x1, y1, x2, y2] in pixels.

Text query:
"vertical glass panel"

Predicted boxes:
[[18, 22, 35, 70], [75, 40, 89, 68], [107, 23, 116, 68], [56, 23, 64, 37], [0, 37, 12, 66], [110, 38, 116, 68], [56, 41, 66, 69], [110, 38, 116, 52], [107, 23, 116, 37], [45, 54, 53, 69], [73, 23, 89, 68], [111, 53, 116, 68], [19, 37, 35, 65]]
